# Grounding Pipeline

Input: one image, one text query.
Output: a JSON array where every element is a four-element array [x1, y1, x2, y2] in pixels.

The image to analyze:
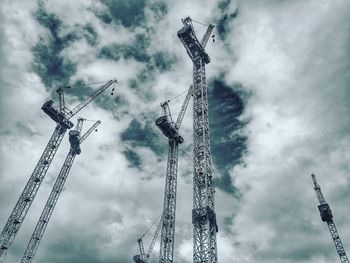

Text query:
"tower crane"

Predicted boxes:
[[134, 215, 163, 263], [177, 17, 218, 263], [0, 79, 117, 259], [21, 118, 101, 263], [311, 174, 349, 263], [155, 85, 193, 263]]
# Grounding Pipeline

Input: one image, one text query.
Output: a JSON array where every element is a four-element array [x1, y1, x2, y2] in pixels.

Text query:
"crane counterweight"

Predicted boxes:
[[41, 100, 74, 130], [155, 116, 184, 144]]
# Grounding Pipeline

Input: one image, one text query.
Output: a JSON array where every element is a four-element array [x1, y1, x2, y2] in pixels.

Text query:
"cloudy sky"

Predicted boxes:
[[0, 0, 350, 262]]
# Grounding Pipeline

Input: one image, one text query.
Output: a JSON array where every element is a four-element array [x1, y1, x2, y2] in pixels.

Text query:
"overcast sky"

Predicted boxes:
[[0, 0, 350, 262]]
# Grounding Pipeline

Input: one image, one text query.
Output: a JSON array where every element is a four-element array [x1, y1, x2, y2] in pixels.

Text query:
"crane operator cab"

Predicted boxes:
[[318, 203, 333, 223], [155, 116, 184, 144], [41, 100, 74, 130], [68, 130, 81, 155], [133, 254, 147, 263], [177, 24, 210, 64]]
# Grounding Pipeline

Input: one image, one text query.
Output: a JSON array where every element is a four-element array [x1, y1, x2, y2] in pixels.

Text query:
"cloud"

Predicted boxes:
[[1, 0, 350, 263], [99, 0, 147, 28], [208, 77, 248, 195]]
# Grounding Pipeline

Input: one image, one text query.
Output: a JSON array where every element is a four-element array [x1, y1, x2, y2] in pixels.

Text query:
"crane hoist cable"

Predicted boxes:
[[139, 213, 163, 239], [191, 19, 210, 27], [165, 86, 191, 103]]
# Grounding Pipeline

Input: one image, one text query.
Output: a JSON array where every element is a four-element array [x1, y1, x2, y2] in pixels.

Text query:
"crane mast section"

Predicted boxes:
[[21, 120, 100, 263], [192, 58, 218, 263], [328, 222, 349, 263], [159, 141, 179, 263], [0, 125, 66, 257], [21, 152, 76, 263], [177, 18, 218, 263]]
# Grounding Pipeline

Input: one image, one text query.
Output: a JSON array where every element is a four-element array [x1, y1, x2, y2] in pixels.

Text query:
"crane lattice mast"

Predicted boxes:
[[21, 118, 101, 263], [177, 17, 218, 263], [311, 174, 349, 263], [155, 86, 193, 263], [0, 79, 116, 259]]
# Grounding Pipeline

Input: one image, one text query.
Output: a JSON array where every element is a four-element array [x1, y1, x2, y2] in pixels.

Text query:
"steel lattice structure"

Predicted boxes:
[[0, 125, 65, 259], [21, 118, 101, 263], [177, 17, 218, 263], [159, 140, 179, 263], [311, 174, 349, 263], [0, 79, 116, 259], [157, 86, 192, 263]]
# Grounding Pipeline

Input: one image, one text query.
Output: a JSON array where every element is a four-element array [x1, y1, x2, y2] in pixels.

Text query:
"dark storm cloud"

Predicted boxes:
[[32, 3, 78, 88], [121, 117, 167, 156], [99, 32, 176, 102], [32, 3, 101, 89], [98, 0, 168, 28], [152, 51, 177, 72], [99, 33, 151, 63], [216, 0, 238, 40], [126, 50, 177, 100], [208, 78, 248, 195], [123, 148, 143, 169], [99, 33, 177, 72], [99, 0, 147, 28], [83, 24, 99, 46], [148, 1, 168, 21]]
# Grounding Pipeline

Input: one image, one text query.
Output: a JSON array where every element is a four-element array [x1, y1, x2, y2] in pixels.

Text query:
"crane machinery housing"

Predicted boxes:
[[177, 17, 218, 263], [0, 79, 117, 260], [155, 85, 193, 263], [311, 173, 349, 263], [21, 118, 101, 263]]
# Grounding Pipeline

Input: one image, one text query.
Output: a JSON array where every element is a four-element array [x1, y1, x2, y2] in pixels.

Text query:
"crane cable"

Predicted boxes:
[[191, 19, 210, 27], [139, 213, 163, 239], [166, 86, 191, 103], [82, 119, 99, 122]]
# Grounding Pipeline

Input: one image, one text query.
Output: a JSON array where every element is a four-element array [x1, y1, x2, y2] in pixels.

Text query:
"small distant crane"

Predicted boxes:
[[133, 215, 163, 263], [311, 173, 349, 263], [20, 118, 101, 263], [155, 85, 192, 263], [0, 79, 117, 259]]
